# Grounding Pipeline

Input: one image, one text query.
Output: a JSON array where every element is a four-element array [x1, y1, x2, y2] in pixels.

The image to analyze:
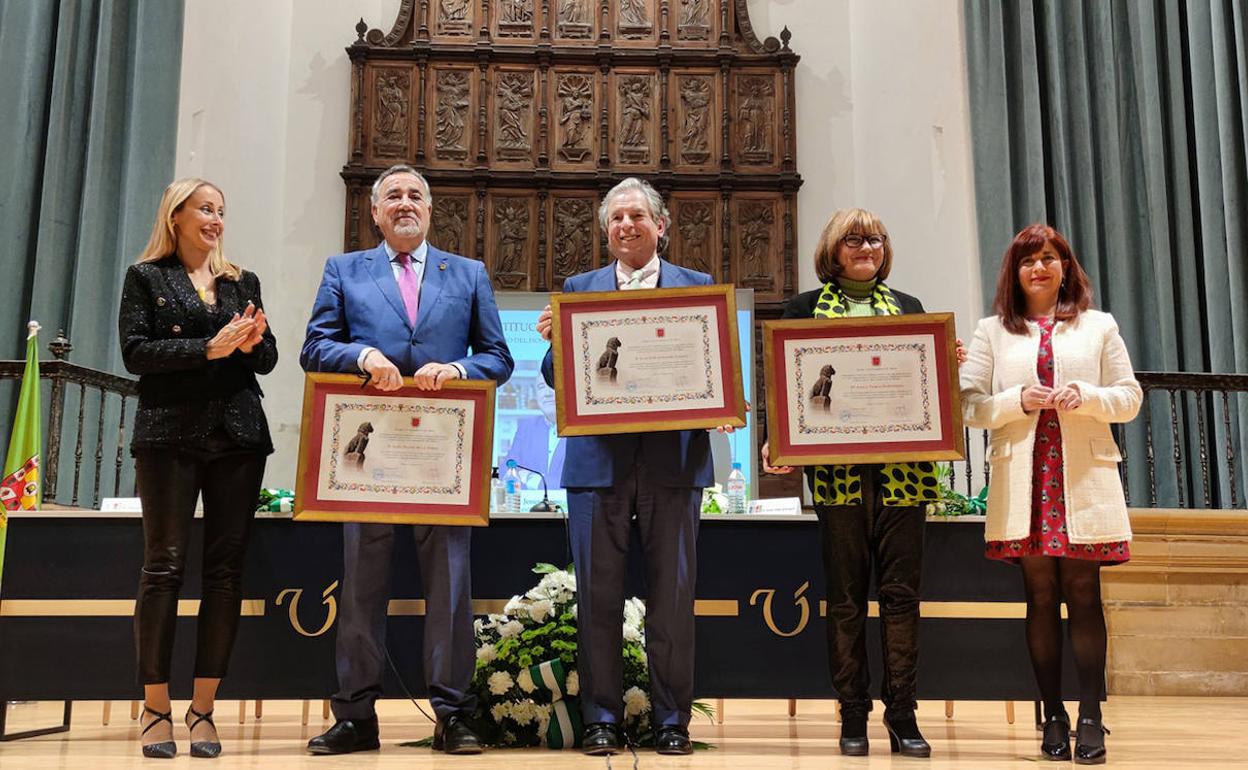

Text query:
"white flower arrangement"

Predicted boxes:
[[465, 563, 679, 748]]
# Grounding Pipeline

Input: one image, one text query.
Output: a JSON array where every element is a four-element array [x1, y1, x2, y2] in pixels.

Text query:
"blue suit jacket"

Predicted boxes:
[[541, 259, 714, 489], [300, 243, 514, 383]]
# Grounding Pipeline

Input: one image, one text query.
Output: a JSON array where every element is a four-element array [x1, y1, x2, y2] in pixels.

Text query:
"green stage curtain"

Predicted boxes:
[[964, 0, 1247, 508], [0, 0, 184, 505], [0, 0, 184, 368]]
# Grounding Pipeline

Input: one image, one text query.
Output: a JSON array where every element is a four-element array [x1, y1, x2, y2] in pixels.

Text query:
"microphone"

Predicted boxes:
[[508, 459, 559, 512]]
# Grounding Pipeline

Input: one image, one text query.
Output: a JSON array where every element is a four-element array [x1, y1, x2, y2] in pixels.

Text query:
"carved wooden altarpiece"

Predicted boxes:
[[342, 0, 803, 495]]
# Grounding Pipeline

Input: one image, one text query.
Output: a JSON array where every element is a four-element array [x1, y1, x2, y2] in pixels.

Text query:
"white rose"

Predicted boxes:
[[623, 686, 650, 717], [499, 620, 524, 639], [534, 704, 552, 735], [487, 671, 515, 695], [517, 668, 536, 693], [529, 599, 554, 623], [623, 625, 642, 643], [565, 669, 579, 697], [476, 643, 497, 663]]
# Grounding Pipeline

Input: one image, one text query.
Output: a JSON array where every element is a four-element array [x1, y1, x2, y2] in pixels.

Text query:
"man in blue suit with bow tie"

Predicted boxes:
[[537, 178, 735, 756], [301, 164, 513, 755]]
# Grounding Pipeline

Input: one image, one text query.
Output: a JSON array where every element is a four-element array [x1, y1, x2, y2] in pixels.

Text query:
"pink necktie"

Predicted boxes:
[[396, 252, 421, 326]]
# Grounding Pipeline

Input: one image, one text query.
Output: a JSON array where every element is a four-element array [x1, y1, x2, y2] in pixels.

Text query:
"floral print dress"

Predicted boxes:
[[986, 317, 1130, 563]]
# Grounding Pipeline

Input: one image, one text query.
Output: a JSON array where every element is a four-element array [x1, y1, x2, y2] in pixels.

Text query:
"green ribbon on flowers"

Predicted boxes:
[[967, 486, 988, 515], [257, 488, 294, 513], [527, 658, 582, 749]]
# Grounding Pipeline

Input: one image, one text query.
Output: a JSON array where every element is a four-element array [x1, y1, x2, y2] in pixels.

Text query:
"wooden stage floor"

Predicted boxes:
[[2, 697, 1245, 768]]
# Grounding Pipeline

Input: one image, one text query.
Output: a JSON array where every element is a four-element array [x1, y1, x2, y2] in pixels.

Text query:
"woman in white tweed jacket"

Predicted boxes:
[[961, 224, 1141, 765]]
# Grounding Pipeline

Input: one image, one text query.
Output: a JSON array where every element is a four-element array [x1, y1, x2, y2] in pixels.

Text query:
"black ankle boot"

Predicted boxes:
[[839, 714, 869, 756], [883, 715, 931, 758], [1040, 712, 1071, 761], [1074, 717, 1109, 764]]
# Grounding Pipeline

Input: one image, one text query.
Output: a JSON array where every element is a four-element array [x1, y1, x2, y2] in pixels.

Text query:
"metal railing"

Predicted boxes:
[[953, 372, 1248, 510], [0, 332, 138, 508]]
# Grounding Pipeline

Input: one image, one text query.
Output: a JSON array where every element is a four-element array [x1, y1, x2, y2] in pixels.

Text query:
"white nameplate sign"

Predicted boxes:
[[746, 497, 803, 516]]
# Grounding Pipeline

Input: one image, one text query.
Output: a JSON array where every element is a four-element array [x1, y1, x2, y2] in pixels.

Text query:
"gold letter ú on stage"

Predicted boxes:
[[276, 581, 340, 637], [749, 581, 811, 637]]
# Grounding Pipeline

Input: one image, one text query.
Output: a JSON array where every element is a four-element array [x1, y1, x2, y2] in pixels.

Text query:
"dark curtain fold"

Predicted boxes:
[[0, 0, 185, 368], [965, 0, 1248, 508], [0, 0, 185, 505]]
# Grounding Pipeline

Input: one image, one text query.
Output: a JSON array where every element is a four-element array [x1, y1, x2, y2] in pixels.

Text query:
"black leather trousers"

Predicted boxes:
[[815, 469, 925, 721], [134, 447, 266, 684]]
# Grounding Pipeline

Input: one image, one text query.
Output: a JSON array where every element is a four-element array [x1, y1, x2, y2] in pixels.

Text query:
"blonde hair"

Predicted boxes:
[[813, 207, 894, 284], [137, 178, 240, 281]]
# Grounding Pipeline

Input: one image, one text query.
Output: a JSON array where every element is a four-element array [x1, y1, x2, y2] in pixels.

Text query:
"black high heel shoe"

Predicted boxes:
[[186, 706, 222, 759], [838, 714, 869, 756], [140, 706, 176, 759], [882, 715, 931, 758], [1040, 713, 1072, 761], [1074, 717, 1109, 765]]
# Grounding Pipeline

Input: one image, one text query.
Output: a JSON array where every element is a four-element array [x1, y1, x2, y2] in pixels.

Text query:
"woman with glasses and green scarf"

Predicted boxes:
[[763, 207, 965, 758]]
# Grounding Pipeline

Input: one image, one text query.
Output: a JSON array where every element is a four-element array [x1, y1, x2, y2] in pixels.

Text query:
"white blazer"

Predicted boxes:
[[960, 310, 1142, 543]]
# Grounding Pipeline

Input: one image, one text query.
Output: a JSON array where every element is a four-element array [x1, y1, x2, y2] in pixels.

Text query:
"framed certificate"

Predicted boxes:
[[294, 373, 495, 525], [764, 313, 965, 466], [550, 284, 747, 436]]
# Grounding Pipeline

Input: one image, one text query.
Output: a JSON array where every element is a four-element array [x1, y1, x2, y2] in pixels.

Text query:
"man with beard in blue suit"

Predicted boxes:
[[536, 177, 738, 756], [301, 164, 513, 755]]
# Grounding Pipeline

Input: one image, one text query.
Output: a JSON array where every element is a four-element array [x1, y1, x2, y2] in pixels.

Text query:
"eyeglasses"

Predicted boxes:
[[842, 234, 886, 249], [1020, 255, 1061, 269]]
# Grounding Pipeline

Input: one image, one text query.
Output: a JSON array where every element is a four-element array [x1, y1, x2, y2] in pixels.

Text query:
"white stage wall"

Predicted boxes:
[[174, 0, 983, 485]]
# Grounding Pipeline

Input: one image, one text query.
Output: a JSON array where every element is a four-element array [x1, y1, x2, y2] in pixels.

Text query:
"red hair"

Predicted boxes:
[[991, 224, 1093, 334]]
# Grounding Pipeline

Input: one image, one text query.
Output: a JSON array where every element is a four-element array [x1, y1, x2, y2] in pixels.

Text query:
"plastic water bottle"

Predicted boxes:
[[490, 466, 506, 513], [504, 460, 523, 513], [726, 462, 747, 515]]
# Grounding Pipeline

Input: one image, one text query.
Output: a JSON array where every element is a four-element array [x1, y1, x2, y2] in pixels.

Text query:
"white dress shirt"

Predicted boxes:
[[357, 239, 465, 378], [615, 254, 661, 290]]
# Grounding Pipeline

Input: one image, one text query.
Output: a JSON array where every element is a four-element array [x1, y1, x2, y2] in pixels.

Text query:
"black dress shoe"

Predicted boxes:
[[432, 715, 484, 755], [581, 722, 620, 756], [1040, 713, 1072, 761], [883, 716, 931, 758], [1074, 717, 1109, 765], [307, 717, 380, 755], [655, 725, 693, 756], [839, 714, 869, 756]]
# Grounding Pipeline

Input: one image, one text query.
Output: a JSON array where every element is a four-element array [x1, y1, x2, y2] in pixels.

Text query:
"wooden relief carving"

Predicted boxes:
[[676, 74, 713, 166], [677, 0, 712, 41], [616, 73, 656, 166], [736, 73, 776, 165], [435, 0, 473, 36], [489, 196, 533, 289], [550, 196, 596, 288], [555, 0, 593, 40], [554, 72, 595, 164], [670, 196, 720, 280], [617, 0, 654, 40], [735, 196, 782, 296], [496, 0, 535, 38], [374, 69, 411, 158], [431, 193, 474, 257], [494, 70, 536, 163], [433, 69, 472, 161]]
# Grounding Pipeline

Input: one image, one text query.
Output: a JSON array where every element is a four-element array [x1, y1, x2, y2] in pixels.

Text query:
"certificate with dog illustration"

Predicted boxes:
[[294, 374, 495, 525], [550, 285, 746, 436], [763, 314, 965, 466]]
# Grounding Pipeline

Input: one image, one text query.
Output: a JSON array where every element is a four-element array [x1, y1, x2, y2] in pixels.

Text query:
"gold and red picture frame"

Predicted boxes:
[[550, 284, 747, 436], [294, 373, 495, 525], [764, 313, 965, 466]]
